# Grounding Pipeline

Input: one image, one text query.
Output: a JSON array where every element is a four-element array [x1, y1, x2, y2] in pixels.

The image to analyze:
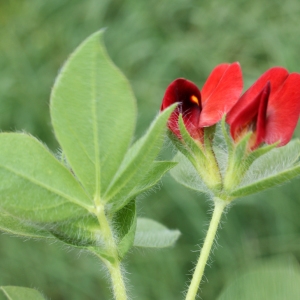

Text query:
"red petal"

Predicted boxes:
[[227, 67, 289, 125], [229, 82, 270, 148], [199, 62, 243, 127], [265, 73, 300, 146], [161, 78, 201, 139], [201, 63, 230, 101], [253, 82, 270, 148]]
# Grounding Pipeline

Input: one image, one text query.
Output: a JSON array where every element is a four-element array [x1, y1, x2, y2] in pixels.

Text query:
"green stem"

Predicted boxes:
[[96, 203, 128, 300], [105, 260, 128, 300], [185, 197, 227, 300]]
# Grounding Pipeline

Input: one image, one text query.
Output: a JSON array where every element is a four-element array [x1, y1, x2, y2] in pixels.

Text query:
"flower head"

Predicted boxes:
[[227, 67, 300, 149], [160, 62, 243, 141]]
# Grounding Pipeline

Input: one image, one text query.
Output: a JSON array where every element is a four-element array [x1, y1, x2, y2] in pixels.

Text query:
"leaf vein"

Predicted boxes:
[[0, 165, 92, 211]]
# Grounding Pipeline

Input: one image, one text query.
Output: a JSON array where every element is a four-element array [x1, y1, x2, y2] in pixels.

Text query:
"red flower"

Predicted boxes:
[[227, 67, 300, 149], [160, 63, 243, 141]]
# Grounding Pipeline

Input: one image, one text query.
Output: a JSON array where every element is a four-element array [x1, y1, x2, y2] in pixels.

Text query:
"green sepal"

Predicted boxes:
[[233, 132, 252, 162], [103, 104, 176, 204], [223, 132, 252, 191], [0, 286, 46, 300], [0, 133, 92, 223], [203, 124, 216, 149], [134, 218, 181, 248], [220, 115, 234, 154], [246, 142, 278, 165], [113, 199, 137, 259], [0, 210, 54, 239], [167, 130, 196, 164], [170, 152, 210, 195], [174, 115, 222, 192], [178, 114, 206, 163]]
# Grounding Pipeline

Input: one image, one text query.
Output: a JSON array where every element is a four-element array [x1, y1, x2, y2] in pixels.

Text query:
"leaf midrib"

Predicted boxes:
[[0, 164, 92, 211], [91, 41, 101, 200]]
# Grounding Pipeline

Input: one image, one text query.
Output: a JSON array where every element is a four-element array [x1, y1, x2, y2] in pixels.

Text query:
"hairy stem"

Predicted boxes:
[[185, 197, 227, 300], [105, 260, 127, 300], [96, 203, 128, 300]]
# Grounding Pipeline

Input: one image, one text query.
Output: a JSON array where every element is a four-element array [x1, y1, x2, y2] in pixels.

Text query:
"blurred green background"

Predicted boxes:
[[1, 0, 300, 299]]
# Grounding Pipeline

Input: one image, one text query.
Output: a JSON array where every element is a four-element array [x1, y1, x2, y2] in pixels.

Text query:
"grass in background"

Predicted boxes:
[[1, 0, 300, 299]]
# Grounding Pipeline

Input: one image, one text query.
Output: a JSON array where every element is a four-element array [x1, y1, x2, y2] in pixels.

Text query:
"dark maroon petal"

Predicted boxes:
[[227, 67, 288, 125], [265, 73, 300, 146], [199, 62, 243, 127], [161, 78, 201, 139]]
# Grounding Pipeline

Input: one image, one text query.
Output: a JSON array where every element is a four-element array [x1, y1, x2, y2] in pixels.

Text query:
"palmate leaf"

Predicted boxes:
[[0, 30, 177, 263], [51, 30, 136, 200], [103, 105, 176, 209], [0, 286, 46, 300], [0, 133, 93, 222]]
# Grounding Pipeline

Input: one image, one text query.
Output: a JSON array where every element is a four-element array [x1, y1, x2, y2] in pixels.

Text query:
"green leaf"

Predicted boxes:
[[133, 161, 177, 194], [0, 210, 54, 239], [51, 30, 136, 200], [48, 215, 117, 262], [231, 164, 300, 197], [170, 152, 210, 194], [217, 258, 300, 300], [0, 286, 46, 300], [0, 133, 92, 222], [134, 218, 180, 248], [113, 199, 137, 259], [231, 140, 300, 197], [48, 214, 101, 247], [110, 161, 177, 213], [103, 105, 176, 207]]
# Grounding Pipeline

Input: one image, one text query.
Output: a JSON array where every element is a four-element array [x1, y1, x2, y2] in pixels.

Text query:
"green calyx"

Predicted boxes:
[[173, 115, 222, 193], [170, 115, 300, 202]]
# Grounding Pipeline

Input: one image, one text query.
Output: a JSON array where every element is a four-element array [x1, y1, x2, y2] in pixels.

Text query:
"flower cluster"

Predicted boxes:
[[161, 64, 300, 198], [161, 64, 300, 149]]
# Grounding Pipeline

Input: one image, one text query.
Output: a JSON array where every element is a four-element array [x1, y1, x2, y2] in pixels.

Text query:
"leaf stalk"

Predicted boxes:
[[95, 203, 128, 300]]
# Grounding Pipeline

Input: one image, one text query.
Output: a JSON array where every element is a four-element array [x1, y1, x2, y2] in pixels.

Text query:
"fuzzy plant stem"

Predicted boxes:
[[185, 197, 227, 300], [96, 203, 128, 300], [105, 260, 128, 300]]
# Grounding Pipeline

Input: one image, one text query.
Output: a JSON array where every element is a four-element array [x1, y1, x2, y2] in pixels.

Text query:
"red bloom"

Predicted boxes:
[[160, 62, 243, 141], [227, 67, 300, 148]]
